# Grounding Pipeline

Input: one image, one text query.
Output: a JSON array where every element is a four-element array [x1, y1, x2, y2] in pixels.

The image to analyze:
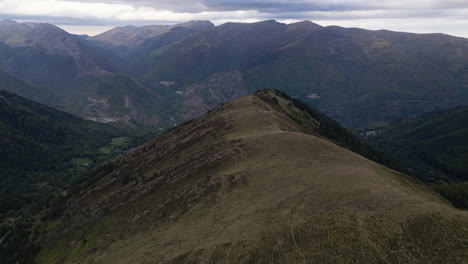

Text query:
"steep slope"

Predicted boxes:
[[133, 20, 467, 127], [35, 90, 468, 264], [0, 90, 152, 220], [360, 106, 468, 183]]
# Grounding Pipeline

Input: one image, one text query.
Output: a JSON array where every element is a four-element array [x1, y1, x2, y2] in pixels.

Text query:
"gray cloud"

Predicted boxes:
[[0, 14, 184, 27], [203, 0, 366, 13], [66, 0, 468, 13], [67, 0, 208, 12]]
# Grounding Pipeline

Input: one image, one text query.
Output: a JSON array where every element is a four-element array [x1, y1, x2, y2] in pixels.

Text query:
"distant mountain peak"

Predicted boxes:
[[0, 20, 114, 77], [181, 20, 214, 25], [291, 20, 322, 27], [287, 20, 322, 32]]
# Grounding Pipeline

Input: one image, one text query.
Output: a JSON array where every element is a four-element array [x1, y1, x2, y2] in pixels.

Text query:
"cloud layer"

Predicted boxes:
[[0, 0, 467, 37]]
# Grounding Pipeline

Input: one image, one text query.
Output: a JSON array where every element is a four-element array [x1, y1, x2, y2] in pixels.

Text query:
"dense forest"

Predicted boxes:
[[358, 106, 468, 208], [0, 90, 154, 218], [359, 106, 468, 183]]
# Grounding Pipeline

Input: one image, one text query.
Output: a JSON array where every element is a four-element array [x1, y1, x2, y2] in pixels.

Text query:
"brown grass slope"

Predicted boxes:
[[36, 90, 468, 264]]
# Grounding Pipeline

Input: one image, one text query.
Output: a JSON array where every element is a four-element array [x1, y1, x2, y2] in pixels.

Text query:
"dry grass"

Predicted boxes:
[[36, 91, 468, 264]]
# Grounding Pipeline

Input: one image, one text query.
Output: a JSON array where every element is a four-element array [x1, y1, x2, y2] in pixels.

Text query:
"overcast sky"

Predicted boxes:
[[0, 0, 467, 37]]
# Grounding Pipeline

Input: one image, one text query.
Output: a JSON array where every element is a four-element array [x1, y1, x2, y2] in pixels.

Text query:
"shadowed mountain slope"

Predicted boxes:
[[0, 90, 152, 220], [36, 90, 468, 264], [244, 27, 468, 127], [0, 69, 56, 105], [0, 20, 168, 126], [361, 106, 468, 183]]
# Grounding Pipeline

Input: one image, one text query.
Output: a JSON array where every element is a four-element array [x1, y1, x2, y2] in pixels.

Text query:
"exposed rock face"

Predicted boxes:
[[180, 70, 248, 121], [127, 110, 160, 126], [82, 95, 160, 126]]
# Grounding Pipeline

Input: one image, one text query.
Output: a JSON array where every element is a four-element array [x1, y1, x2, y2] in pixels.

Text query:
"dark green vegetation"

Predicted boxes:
[[431, 183, 468, 209], [0, 89, 155, 264], [33, 91, 468, 264], [360, 106, 468, 183], [359, 106, 468, 210], [0, 70, 54, 105], [0, 89, 153, 219], [0, 217, 38, 264]]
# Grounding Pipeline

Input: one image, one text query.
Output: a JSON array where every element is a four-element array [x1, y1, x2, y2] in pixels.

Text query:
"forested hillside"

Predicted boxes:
[[0, 90, 153, 219], [361, 106, 468, 183]]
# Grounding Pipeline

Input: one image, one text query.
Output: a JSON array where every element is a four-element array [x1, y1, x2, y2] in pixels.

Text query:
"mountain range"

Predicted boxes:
[[0, 19, 466, 128], [89, 20, 214, 49], [135, 20, 468, 127]]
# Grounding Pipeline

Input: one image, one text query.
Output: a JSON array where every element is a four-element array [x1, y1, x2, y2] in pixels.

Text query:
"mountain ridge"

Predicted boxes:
[[0, 20, 113, 76], [35, 90, 468, 264], [89, 20, 214, 48], [128, 19, 467, 127], [0, 19, 466, 129]]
